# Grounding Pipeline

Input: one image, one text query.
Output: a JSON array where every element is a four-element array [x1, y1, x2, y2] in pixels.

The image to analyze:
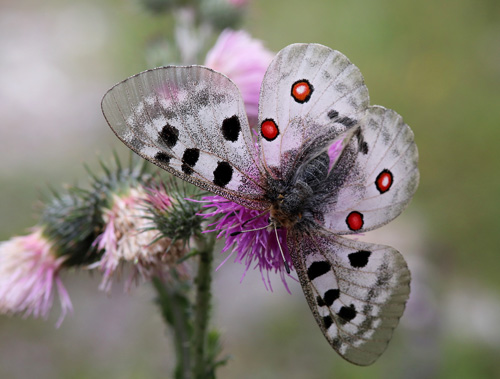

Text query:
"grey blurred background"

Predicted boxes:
[[1, 0, 500, 377]]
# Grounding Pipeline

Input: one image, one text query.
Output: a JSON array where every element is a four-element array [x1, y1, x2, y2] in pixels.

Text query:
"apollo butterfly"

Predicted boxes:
[[101, 43, 419, 365]]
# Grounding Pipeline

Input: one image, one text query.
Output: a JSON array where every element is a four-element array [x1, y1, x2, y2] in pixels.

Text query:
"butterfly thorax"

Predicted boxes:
[[269, 199, 301, 229], [268, 153, 330, 229]]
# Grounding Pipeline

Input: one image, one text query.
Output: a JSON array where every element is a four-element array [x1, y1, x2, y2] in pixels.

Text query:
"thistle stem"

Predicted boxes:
[[152, 276, 191, 379], [153, 233, 217, 378], [192, 232, 216, 378]]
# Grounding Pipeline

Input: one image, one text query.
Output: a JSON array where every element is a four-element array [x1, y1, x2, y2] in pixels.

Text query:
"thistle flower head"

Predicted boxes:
[[200, 195, 294, 292], [145, 180, 204, 243], [204, 29, 274, 126], [40, 154, 153, 267], [0, 228, 72, 326], [199, 0, 246, 30], [40, 188, 104, 267], [93, 186, 188, 292]]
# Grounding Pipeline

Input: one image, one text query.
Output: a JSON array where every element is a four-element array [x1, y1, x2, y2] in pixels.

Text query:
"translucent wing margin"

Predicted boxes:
[[288, 228, 410, 366], [258, 43, 370, 179], [102, 66, 268, 210]]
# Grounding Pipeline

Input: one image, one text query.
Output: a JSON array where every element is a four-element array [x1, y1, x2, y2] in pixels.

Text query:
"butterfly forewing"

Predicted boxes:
[[102, 66, 269, 209], [288, 228, 410, 366], [258, 44, 369, 178], [321, 105, 419, 234]]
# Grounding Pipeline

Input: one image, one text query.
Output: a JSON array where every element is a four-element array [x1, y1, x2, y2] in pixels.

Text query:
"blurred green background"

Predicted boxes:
[[1, 0, 499, 377]]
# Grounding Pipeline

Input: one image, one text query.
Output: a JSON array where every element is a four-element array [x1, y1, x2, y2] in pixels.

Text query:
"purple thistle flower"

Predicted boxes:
[[0, 227, 72, 327], [199, 195, 295, 293], [204, 29, 274, 126]]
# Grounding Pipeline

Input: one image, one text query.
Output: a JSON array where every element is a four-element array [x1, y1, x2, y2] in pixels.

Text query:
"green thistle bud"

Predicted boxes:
[[40, 187, 104, 266], [199, 0, 244, 30], [144, 180, 204, 244]]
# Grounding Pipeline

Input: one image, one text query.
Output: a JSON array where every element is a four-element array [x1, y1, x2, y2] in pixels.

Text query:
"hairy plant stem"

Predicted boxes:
[[153, 276, 191, 379], [192, 232, 216, 378], [154, 232, 216, 378]]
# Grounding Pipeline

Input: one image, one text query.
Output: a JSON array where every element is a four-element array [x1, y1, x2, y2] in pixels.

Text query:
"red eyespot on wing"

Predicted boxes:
[[346, 211, 364, 231], [261, 119, 279, 141], [291, 80, 313, 103], [375, 169, 393, 194]]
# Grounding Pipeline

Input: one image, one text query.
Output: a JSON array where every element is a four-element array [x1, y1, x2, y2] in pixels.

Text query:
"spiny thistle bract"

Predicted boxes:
[[144, 179, 205, 247], [40, 154, 154, 267]]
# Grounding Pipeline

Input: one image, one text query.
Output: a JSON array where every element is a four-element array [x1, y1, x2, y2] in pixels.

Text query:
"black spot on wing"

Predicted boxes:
[[355, 128, 369, 154], [181, 165, 193, 175], [337, 116, 356, 127], [360, 142, 369, 154], [338, 304, 356, 322], [316, 295, 326, 307], [155, 152, 172, 165], [182, 148, 200, 166], [221, 115, 241, 142], [181, 148, 200, 175], [159, 123, 179, 148], [348, 250, 371, 268], [323, 315, 333, 329], [213, 161, 233, 187], [307, 261, 331, 281], [327, 109, 356, 128], [327, 109, 339, 119], [324, 289, 340, 306]]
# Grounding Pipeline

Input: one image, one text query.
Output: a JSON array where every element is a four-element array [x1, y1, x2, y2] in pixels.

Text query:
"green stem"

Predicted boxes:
[[153, 276, 192, 379], [192, 232, 216, 378]]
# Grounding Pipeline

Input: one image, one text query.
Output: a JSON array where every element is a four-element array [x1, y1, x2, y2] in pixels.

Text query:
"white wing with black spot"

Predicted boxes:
[[102, 66, 268, 209], [321, 105, 419, 234], [288, 228, 410, 366], [258, 43, 369, 178]]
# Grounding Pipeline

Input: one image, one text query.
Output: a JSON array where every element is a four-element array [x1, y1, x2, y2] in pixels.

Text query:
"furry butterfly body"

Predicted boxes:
[[102, 43, 419, 365]]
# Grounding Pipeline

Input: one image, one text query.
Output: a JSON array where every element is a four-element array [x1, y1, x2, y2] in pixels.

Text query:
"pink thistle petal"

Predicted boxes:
[[0, 228, 72, 326], [144, 184, 173, 211], [204, 29, 274, 126], [92, 187, 188, 291]]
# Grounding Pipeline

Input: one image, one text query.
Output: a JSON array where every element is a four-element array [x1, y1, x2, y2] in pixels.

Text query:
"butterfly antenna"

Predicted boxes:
[[274, 225, 290, 274], [229, 224, 269, 236], [229, 210, 270, 236], [241, 210, 269, 228]]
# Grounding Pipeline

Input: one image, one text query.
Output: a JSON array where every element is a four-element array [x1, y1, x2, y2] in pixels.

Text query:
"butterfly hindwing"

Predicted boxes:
[[258, 44, 370, 178], [288, 228, 410, 366], [320, 105, 419, 234], [102, 66, 268, 209]]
